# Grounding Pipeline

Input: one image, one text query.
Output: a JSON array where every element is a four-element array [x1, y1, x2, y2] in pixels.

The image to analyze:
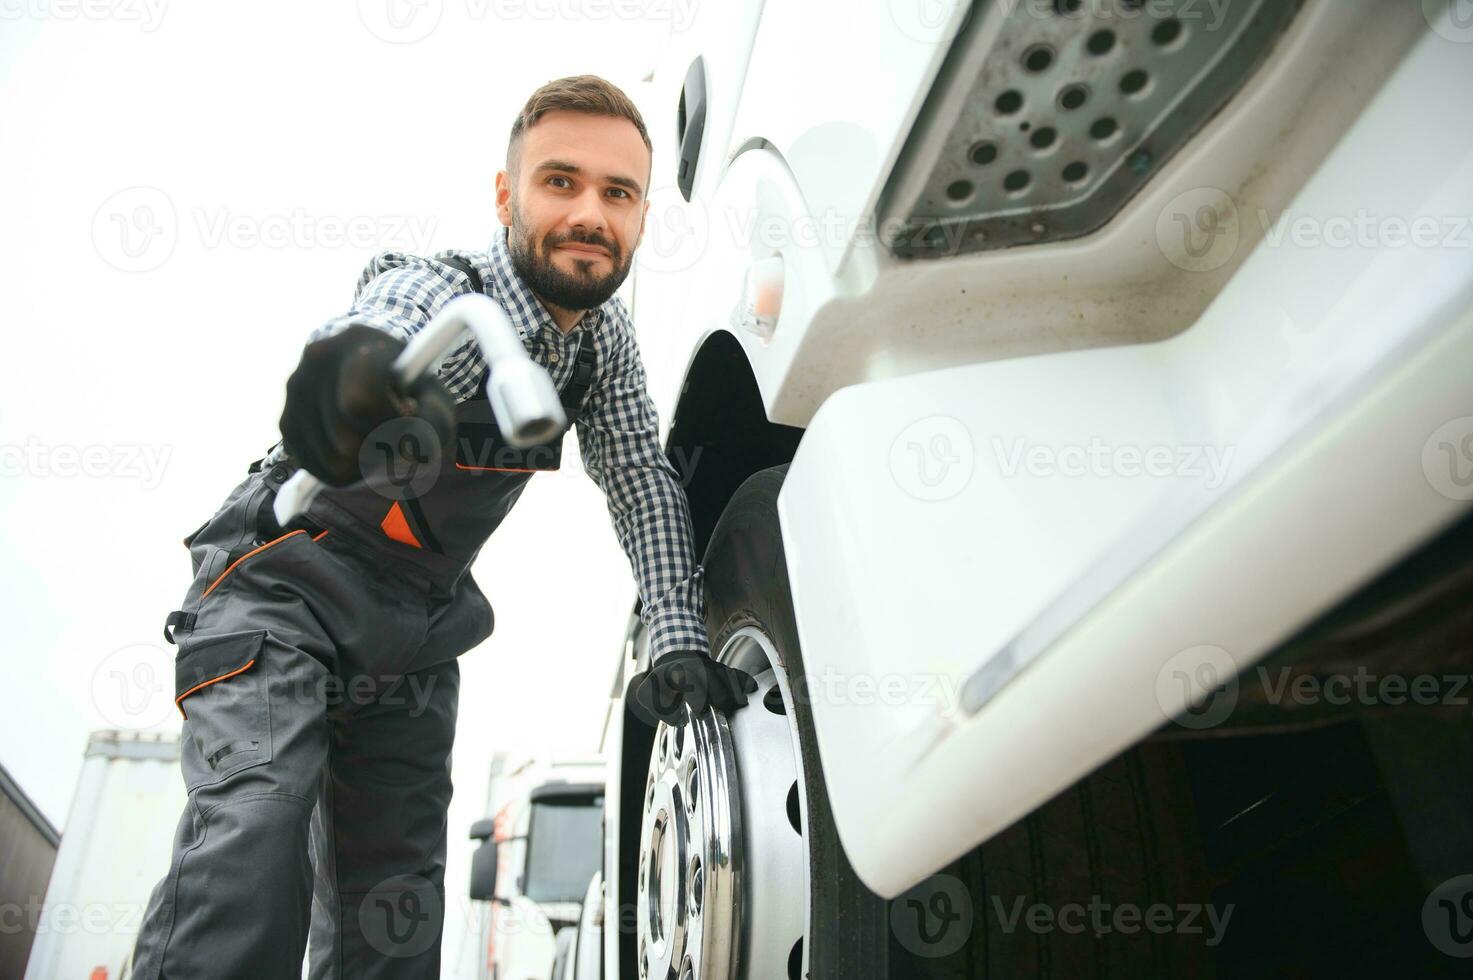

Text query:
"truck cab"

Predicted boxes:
[[586, 1, 1473, 977], [470, 759, 605, 980]]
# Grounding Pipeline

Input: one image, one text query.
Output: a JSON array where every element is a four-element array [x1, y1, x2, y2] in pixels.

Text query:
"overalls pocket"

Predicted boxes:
[[175, 629, 273, 790]]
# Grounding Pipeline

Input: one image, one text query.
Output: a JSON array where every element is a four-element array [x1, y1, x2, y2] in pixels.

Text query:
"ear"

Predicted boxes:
[[494, 170, 512, 226]]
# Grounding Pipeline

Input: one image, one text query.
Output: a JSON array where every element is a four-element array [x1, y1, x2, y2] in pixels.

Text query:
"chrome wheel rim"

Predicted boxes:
[[635, 626, 810, 980]]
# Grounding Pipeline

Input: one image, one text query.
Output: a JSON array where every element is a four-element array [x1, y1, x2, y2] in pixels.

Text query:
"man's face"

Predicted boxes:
[[496, 109, 650, 313]]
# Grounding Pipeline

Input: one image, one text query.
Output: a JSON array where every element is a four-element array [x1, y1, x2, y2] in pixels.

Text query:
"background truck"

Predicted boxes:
[[469, 754, 605, 980], [24, 731, 183, 980], [581, 1, 1473, 977], [1, 761, 60, 978]]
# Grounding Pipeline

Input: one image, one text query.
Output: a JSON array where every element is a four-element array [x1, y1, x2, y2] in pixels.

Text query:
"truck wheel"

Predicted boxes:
[[634, 464, 887, 980]]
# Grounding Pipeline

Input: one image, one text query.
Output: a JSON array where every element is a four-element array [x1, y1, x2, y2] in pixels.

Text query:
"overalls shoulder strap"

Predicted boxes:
[[434, 253, 484, 295], [561, 330, 597, 425]]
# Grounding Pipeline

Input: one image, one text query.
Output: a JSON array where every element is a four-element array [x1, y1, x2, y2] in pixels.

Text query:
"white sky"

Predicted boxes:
[[0, 4, 686, 975]]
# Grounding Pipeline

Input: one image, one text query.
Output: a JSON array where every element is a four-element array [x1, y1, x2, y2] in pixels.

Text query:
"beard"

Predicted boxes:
[[506, 202, 632, 312]]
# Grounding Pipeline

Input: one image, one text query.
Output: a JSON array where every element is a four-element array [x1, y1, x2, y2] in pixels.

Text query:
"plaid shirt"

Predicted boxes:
[[306, 225, 710, 661]]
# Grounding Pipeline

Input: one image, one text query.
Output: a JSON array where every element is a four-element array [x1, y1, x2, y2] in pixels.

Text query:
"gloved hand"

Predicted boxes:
[[279, 324, 455, 487], [626, 650, 759, 727]]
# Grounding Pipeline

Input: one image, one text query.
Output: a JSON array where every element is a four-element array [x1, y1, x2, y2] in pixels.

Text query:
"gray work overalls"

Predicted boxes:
[[130, 262, 597, 979]]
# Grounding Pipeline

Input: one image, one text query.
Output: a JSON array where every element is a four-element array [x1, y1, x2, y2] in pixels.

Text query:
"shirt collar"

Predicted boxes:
[[487, 225, 606, 340]]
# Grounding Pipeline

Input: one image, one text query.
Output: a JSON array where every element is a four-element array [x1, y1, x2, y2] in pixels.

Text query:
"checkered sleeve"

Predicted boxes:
[[577, 310, 711, 661], [307, 250, 491, 404]]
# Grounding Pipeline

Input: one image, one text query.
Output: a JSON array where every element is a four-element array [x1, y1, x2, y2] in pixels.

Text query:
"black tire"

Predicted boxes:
[[702, 464, 890, 980]]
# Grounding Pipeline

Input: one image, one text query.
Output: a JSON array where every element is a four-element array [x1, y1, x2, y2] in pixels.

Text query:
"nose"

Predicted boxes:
[[566, 186, 608, 241]]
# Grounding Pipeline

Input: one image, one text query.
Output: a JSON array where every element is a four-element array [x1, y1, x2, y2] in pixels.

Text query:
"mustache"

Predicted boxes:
[[546, 232, 617, 257]]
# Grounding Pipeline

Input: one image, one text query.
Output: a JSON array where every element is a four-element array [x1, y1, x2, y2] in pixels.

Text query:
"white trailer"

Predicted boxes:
[[468, 754, 605, 980], [586, 2, 1473, 977], [24, 731, 184, 980]]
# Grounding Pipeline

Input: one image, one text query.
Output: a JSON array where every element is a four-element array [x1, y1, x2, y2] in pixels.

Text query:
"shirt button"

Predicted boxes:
[[549, 351, 560, 364]]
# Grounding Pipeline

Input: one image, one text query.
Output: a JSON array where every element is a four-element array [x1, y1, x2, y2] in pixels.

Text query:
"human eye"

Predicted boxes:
[[607, 187, 630, 199], [547, 174, 572, 189]]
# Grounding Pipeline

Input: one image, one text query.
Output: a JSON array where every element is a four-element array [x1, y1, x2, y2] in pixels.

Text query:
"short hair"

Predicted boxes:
[[507, 74, 652, 190]]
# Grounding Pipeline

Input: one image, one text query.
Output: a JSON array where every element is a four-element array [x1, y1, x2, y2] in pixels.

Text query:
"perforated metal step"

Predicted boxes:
[[882, 0, 1305, 258]]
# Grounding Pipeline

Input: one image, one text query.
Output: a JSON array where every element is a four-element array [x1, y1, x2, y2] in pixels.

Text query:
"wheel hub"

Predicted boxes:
[[635, 628, 810, 980]]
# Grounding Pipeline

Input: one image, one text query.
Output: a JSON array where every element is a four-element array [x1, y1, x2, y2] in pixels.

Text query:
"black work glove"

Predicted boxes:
[[626, 650, 758, 727], [279, 324, 455, 487]]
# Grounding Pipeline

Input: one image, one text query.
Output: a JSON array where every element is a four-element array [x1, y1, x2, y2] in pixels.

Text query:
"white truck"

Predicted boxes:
[[468, 755, 606, 980], [584, 1, 1473, 978], [24, 731, 184, 980]]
